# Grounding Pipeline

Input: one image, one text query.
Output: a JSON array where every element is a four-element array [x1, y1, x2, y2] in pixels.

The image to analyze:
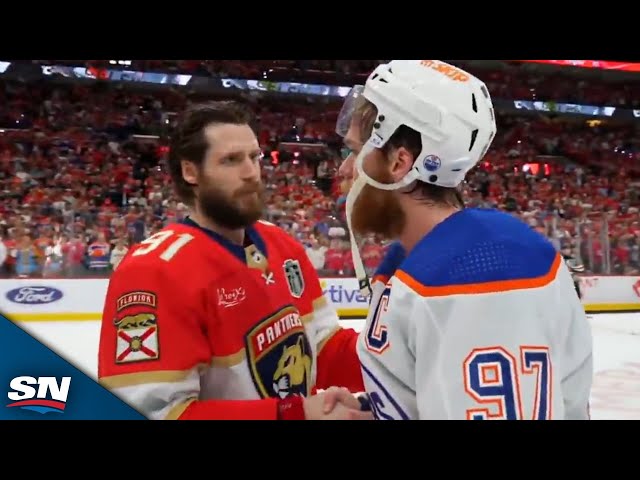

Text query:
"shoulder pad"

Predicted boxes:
[[398, 209, 560, 293]]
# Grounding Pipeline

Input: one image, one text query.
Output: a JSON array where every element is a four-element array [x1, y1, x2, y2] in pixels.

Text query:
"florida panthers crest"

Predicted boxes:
[[245, 305, 313, 399], [113, 291, 160, 364]]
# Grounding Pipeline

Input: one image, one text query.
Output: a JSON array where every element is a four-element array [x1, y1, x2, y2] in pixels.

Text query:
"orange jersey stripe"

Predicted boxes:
[[372, 274, 390, 285], [396, 253, 562, 297]]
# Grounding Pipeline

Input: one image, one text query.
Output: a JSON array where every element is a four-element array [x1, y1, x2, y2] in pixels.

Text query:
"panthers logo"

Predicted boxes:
[[246, 306, 313, 398], [114, 312, 157, 330], [272, 336, 312, 398]]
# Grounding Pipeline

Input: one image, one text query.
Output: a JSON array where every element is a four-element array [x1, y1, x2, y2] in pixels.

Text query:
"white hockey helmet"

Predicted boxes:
[[337, 60, 497, 296], [337, 59, 497, 190]]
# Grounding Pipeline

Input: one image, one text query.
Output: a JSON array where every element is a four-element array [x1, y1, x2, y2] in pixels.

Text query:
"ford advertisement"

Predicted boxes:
[[6, 286, 64, 305]]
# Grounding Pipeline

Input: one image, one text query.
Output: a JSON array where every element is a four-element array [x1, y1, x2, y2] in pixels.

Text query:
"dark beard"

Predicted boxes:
[[198, 182, 265, 230], [351, 171, 405, 240]]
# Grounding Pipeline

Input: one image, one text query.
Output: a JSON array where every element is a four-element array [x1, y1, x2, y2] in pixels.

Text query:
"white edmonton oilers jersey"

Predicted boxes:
[[357, 209, 593, 420]]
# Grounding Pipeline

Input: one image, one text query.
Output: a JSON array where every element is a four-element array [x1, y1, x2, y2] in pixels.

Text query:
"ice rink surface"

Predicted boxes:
[[15, 313, 640, 420]]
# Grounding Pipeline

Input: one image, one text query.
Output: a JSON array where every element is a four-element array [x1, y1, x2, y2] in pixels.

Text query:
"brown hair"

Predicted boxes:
[[168, 101, 255, 206], [353, 99, 464, 208]]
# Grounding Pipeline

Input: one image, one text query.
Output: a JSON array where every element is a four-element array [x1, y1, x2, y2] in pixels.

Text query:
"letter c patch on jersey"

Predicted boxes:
[[365, 285, 391, 354], [245, 305, 313, 399]]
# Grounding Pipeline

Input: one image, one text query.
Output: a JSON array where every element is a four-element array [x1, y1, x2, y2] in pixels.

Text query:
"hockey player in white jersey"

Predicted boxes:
[[334, 60, 593, 420]]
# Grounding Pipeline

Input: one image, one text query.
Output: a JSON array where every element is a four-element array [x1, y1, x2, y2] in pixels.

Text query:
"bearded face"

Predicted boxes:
[[348, 151, 406, 240], [197, 172, 265, 230], [182, 123, 266, 231]]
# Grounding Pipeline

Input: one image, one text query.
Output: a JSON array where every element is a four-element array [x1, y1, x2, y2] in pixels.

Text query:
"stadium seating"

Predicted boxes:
[[27, 59, 640, 107], [0, 61, 638, 279]]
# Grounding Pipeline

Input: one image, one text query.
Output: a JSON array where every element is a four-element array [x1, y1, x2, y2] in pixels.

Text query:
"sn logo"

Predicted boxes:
[[6, 376, 71, 414]]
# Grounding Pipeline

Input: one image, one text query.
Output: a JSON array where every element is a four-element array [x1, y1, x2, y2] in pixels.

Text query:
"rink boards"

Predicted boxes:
[[0, 275, 638, 323]]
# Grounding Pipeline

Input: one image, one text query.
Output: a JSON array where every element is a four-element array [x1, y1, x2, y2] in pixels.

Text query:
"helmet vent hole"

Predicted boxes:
[[469, 129, 479, 152], [480, 85, 489, 98], [471, 93, 478, 113]]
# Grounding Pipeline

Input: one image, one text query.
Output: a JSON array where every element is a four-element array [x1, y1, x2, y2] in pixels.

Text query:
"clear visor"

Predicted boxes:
[[335, 85, 365, 137]]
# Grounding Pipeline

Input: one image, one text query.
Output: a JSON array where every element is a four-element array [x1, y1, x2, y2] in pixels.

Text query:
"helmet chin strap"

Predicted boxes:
[[345, 174, 370, 297], [345, 144, 374, 298], [345, 143, 417, 298]]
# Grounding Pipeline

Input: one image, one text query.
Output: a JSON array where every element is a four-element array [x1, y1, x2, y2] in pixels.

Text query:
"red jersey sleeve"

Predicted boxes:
[[287, 238, 364, 393], [97, 231, 288, 420]]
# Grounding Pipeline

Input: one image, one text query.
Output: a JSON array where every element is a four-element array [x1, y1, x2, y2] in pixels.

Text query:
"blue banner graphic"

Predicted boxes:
[[0, 314, 146, 420]]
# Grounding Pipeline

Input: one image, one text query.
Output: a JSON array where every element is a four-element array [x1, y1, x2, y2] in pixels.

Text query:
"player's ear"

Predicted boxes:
[[181, 160, 198, 186], [389, 146, 414, 183]]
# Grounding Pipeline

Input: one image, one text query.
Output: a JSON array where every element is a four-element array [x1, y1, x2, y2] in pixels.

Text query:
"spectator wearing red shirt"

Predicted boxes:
[[65, 234, 87, 276], [361, 238, 384, 276], [324, 239, 346, 275]]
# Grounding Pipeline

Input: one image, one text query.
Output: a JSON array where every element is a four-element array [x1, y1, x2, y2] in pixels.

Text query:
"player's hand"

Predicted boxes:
[[321, 386, 365, 414], [303, 389, 372, 420]]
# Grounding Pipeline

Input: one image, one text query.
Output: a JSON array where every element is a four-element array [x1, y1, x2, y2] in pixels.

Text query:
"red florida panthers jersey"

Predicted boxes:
[[97, 218, 363, 420]]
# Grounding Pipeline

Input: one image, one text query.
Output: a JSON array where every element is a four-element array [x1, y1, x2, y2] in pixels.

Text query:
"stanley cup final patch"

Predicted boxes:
[[114, 312, 160, 364], [283, 259, 305, 298]]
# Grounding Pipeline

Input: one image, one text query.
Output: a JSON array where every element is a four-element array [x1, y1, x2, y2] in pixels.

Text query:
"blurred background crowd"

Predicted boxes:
[[0, 59, 638, 279]]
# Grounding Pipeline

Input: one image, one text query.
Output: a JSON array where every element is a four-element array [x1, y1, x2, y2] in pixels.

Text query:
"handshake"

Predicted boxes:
[[303, 387, 373, 420]]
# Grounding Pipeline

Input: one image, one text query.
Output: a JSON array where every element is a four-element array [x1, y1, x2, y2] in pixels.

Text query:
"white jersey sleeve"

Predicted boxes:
[[357, 208, 593, 420]]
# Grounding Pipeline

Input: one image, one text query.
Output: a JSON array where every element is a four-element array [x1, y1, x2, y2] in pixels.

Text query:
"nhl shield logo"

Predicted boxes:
[[283, 259, 305, 298], [245, 306, 313, 399]]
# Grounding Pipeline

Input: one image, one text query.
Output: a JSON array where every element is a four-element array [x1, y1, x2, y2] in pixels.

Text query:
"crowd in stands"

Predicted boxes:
[[0, 62, 638, 280], [26, 59, 640, 108]]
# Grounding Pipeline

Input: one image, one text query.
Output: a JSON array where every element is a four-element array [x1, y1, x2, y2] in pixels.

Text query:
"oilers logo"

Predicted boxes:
[[423, 154, 441, 172], [6, 376, 71, 414]]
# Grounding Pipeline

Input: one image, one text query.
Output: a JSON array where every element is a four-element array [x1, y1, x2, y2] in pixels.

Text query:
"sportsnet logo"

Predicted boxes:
[[6, 376, 71, 414]]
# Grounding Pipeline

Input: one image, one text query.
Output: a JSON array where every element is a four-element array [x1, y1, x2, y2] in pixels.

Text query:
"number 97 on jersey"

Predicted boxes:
[[463, 346, 552, 420]]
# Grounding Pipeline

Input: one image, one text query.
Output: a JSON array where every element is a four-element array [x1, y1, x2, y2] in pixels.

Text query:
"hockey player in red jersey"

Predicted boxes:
[[97, 101, 370, 420]]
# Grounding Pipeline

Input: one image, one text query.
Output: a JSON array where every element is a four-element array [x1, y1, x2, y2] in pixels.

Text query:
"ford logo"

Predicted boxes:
[[6, 286, 63, 304]]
